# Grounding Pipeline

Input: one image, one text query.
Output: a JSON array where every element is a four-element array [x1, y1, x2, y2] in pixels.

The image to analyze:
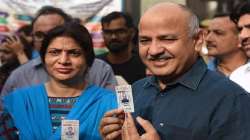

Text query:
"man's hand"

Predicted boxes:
[[122, 113, 160, 140], [99, 108, 125, 140]]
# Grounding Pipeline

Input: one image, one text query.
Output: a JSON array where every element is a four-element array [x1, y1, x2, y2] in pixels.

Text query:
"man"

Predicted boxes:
[[0, 6, 117, 108], [98, 12, 145, 84], [206, 13, 247, 76], [99, 2, 250, 140], [229, 2, 250, 93]]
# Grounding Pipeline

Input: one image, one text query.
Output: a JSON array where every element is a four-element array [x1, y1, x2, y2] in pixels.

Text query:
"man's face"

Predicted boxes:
[[206, 16, 239, 57], [138, 7, 200, 80], [102, 17, 133, 53], [32, 14, 65, 51], [238, 14, 250, 58]]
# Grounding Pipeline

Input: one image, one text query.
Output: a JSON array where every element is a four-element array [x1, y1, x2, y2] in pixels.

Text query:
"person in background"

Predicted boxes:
[[0, 35, 32, 92], [0, 21, 117, 140], [17, 24, 39, 59], [229, 1, 250, 93], [0, 6, 117, 100], [99, 2, 250, 140], [206, 13, 247, 76], [98, 11, 146, 85]]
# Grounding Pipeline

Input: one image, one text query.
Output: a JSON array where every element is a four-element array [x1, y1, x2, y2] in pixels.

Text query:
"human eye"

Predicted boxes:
[[160, 35, 178, 43], [139, 37, 151, 46], [103, 30, 112, 36], [47, 49, 61, 56], [68, 49, 82, 57], [214, 30, 224, 35], [237, 26, 243, 32], [116, 29, 127, 35]]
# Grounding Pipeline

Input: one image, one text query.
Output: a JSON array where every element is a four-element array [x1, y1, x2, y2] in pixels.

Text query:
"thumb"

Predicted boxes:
[[136, 116, 157, 133]]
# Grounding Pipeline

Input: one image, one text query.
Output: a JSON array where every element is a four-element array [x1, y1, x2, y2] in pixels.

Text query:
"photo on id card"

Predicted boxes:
[[115, 85, 134, 112], [61, 120, 79, 140]]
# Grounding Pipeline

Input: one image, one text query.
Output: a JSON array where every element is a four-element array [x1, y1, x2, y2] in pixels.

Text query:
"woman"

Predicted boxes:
[[0, 21, 117, 140]]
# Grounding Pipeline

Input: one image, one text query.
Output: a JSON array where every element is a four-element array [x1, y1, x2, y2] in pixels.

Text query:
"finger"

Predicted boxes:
[[5, 36, 13, 44], [105, 130, 122, 140], [103, 108, 124, 117], [122, 118, 129, 140], [100, 110, 124, 138], [101, 123, 123, 135], [136, 116, 156, 133], [125, 113, 140, 138], [13, 35, 20, 42], [100, 110, 124, 128]]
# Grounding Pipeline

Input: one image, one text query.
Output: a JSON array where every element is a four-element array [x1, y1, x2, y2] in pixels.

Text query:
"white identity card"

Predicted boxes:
[[61, 120, 79, 140], [115, 85, 134, 112]]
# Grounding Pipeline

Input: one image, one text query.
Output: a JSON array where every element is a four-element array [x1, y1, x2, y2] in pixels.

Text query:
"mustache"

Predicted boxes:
[[147, 53, 173, 61], [241, 37, 250, 46]]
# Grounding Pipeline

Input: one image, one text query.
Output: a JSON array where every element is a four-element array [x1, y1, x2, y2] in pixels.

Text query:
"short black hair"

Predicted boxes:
[[31, 6, 72, 28], [40, 21, 95, 67], [101, 11, 134, 28], [214, 12, 231, 18], [230, 1, 250, 24], [17, 24, 33, 36]]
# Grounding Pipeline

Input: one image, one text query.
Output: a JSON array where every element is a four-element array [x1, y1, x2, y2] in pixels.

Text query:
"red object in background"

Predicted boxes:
[[0, 25, 10, 32]]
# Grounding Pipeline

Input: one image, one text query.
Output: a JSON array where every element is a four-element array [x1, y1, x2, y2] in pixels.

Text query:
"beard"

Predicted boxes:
[[107, 41, 129, 53]]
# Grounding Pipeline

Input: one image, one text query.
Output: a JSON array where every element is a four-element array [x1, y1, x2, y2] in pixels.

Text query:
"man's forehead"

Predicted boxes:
[[209, 17, 234, 29], [238, 14, 250, 26], [33, 14, 65, 31], [103, 17, 127, 28]]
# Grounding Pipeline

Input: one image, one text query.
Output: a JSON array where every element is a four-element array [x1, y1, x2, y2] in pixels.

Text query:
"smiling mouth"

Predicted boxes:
[[206, 44, 216, 49]]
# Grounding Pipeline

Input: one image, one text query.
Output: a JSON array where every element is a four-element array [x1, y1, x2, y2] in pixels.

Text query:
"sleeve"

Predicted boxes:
[[0, 109, 18, 139], [208, 93, 250, 140]]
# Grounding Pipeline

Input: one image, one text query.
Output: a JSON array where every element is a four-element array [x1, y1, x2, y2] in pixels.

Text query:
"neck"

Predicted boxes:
[[45, 79, 86, 97], [107, 44, 133, 64], [217, 51, 247, 76]]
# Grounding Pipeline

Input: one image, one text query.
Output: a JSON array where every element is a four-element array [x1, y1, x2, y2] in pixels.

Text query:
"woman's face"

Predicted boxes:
[[44, 36, 87, 82]]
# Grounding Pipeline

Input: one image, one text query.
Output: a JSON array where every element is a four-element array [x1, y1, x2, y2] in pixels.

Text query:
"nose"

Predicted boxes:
[[239, 27, 250, 41], [58, 52, 70, 65], [148, 40, 165, 56], [110, 33, 118, 39], [205, 31, 213, 42]]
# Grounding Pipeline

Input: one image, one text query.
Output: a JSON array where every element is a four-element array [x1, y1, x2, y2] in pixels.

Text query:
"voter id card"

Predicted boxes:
[[115, 85, 134, 112], [61, 120, 79, 140]]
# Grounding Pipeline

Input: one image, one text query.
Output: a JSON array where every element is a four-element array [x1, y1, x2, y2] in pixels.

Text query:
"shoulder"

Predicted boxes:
[[90, 58, 112, 70], [87, 85, 117, 107], [87, 84, 116, 98], [203, 70, 248, 96], [7, 84, 44, 97], [3, 84, 45, 105], [230, 63, 250, 78], [10, 57, 42, 76], [96, 53, 108, 61]]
